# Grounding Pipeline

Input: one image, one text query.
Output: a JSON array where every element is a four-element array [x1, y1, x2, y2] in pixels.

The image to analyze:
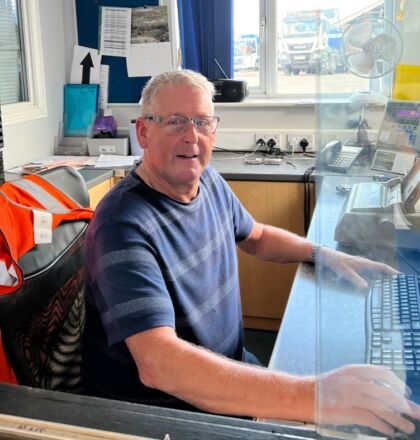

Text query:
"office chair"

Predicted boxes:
[[0, 167, 90, 393]]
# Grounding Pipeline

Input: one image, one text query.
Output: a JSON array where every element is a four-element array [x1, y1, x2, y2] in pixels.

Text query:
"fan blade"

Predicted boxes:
[[372, 33, 397, 61], [348, 20, 374, 48], [347, 52, 375, 74]]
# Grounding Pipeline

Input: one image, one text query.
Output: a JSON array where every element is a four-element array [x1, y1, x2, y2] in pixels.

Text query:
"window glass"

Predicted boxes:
[[233, 0, 261, 89], [0, 0, 27, 105], [233, 0, 387, 98], [277, 1, 383, 96]]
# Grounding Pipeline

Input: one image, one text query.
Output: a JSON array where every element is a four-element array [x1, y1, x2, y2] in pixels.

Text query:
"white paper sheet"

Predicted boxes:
[[126, 42, 173, 77], [98, 64, 109, 110], [99, 7, 132, 57], [126, 6, 173, 77], [70, 46, 102, 84], [94, 154, 140, 168]]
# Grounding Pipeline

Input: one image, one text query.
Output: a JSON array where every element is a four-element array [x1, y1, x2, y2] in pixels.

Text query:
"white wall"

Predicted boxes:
[[3, 0, 419, 168], [3, 0, 74, 169]]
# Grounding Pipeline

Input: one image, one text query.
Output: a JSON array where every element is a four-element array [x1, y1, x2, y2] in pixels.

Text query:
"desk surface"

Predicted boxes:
[[270, 174, 420, 376]]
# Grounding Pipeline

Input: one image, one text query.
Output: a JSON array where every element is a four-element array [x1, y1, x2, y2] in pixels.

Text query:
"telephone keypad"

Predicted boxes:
[[328, 147, 363, 173]]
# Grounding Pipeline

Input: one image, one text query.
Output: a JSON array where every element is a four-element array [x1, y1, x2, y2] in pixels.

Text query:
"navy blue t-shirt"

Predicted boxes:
[[83, 164, 254, 406]]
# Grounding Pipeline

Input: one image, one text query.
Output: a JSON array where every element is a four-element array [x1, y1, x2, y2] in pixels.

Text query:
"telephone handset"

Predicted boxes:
[[317, 140, 363, 173]]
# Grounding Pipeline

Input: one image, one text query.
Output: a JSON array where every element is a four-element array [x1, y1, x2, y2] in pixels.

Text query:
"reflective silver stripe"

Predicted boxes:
[[11, 179, 68, 212], [102, 295, 173, 325], [176, 275, 236, 327]]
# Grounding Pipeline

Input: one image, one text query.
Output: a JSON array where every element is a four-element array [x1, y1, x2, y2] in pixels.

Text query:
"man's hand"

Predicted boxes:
[[317, 247, 400, 289], [318, 364, 420, 437]]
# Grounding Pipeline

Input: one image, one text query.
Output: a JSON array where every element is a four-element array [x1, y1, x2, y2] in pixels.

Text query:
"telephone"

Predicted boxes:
[[334, 159, 420, 248], [317, 140, 363, 173]]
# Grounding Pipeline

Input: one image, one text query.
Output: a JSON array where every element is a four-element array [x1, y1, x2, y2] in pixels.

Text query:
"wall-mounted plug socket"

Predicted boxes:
[[285, 133, 314, 153], [255, 133, 282, 151]]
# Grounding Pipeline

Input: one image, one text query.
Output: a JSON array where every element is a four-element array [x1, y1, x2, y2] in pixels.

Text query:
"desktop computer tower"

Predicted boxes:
[[0, 108, 4, 185]]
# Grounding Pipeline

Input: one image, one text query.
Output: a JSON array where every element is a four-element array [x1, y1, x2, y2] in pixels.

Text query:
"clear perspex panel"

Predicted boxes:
[[314, 4, 420, 439]]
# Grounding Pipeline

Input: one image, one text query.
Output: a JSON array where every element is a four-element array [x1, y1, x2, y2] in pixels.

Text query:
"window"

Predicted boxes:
[[0, 0, 27, 105], [1, 0, 46, 124], [233, 0, 390, 99]]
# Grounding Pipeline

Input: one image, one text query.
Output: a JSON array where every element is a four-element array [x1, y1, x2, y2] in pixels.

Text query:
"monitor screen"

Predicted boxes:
[[394, 108, 420, 120]]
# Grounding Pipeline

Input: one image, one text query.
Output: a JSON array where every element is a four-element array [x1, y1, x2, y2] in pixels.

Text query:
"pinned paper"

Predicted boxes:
[[126, 6, 173, 77], [98, 64, 109, 110], [99, 7, 132, 57], [127, 43, 173, 77], [70, 45, 102, 84]]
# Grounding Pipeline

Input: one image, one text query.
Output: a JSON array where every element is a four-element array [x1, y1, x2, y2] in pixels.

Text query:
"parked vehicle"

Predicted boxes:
[[233, 37, 259, 71], [278, 9, 344, 75]]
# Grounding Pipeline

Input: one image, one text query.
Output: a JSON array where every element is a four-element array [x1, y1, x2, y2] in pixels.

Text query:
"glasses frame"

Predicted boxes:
[[144, 115, 220, 134]]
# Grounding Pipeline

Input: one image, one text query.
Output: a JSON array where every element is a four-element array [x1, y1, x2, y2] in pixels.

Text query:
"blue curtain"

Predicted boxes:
[[177, 0, 233, 79]]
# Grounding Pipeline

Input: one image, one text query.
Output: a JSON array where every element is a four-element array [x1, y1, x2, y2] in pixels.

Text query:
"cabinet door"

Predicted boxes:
[[88, 179, 112, 210], [228, 181, 314, 331]]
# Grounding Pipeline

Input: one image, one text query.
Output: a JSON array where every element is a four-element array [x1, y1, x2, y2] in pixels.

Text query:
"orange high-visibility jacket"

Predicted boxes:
[[0, 174, 94, 383]]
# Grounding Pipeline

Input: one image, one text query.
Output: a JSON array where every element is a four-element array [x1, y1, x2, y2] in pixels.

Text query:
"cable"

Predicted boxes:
[[303, 166, 315, 235]]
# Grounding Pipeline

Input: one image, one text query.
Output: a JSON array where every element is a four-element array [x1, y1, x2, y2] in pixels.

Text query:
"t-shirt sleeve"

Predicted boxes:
[[230, 189, 254, 242], [211, 169, 253, 242], [86, 221, 175, 346]]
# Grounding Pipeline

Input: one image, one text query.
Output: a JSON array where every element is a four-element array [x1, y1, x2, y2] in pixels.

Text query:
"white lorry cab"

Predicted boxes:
[[278, 9, 343, 76]]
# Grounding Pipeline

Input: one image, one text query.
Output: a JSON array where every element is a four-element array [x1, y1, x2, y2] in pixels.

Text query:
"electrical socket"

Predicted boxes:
[[255, 133, 282, 150], [285, 133, 314, 153]]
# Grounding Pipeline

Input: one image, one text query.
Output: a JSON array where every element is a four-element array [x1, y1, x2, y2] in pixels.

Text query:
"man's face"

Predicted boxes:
[[137, 84, 216, 188]]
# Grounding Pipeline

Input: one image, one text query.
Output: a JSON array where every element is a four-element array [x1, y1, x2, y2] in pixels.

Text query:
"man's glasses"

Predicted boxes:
[[144, 115, 220, 134]]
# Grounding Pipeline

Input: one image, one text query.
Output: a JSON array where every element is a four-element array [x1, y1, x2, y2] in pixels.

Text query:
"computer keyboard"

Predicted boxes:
[[366, 275, 420, 382]]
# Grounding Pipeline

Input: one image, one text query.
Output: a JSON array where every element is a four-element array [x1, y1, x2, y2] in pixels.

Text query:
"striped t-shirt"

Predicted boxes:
[[83, 164, 254, 405]]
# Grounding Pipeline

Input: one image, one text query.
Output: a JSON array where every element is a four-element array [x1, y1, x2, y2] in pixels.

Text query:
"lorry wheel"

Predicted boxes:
[[284, 66, 292, 76], [329, 57, 337, 74]]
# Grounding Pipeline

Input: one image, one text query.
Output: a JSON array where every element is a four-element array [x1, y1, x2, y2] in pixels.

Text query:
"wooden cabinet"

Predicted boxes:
[[228, 180, 314, 331], [88, 178, 112, 210], [88, 176, 123, 210]]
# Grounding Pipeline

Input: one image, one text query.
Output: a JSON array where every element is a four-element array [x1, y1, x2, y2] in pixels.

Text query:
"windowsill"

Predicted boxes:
[[214, 97, 387, 108]]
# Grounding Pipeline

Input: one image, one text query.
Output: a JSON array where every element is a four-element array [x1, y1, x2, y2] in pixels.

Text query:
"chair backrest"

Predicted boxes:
[[0, 167, 90, 393]]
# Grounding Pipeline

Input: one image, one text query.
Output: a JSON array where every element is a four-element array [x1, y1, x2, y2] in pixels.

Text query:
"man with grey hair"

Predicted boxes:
[[83, 69, 420, 437]]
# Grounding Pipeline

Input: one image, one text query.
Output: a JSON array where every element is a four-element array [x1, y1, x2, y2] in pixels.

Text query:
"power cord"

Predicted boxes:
[[303, 166, 315, 235]]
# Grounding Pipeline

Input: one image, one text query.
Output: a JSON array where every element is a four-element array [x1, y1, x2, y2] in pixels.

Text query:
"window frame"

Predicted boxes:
[[243, 0, 394, 101], [1, 0, 47, 125]]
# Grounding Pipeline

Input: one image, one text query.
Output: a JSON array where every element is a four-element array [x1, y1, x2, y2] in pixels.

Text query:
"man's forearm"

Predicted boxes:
[[240, 222, 315, 264], [126, 328, 315, 421]]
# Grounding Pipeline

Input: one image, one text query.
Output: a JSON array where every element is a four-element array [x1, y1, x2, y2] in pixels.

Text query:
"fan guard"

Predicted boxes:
[[340, 17, 403, 79]]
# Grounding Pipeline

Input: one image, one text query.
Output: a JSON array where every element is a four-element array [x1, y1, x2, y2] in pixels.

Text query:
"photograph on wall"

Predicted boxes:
[[131, 6, 170, 44], [127, 6, 173, 77]]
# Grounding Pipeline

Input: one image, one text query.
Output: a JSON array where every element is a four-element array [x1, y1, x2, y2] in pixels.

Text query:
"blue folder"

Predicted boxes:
[[63, 84, 99, 137]]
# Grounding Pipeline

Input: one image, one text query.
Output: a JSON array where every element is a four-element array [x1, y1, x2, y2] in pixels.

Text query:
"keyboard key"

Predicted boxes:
[[367, 275, 420, 381]]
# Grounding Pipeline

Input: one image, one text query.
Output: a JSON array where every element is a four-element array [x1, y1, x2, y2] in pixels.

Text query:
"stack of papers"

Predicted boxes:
[[7, 155, 141, 175], [94, 154, 141, 168]]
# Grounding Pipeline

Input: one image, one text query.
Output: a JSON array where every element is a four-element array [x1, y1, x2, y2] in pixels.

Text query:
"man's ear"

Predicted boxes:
[[136, 117, 148, 149]]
